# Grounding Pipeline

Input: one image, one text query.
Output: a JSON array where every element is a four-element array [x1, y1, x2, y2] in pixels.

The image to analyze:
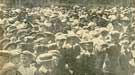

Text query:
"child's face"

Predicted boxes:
[[11, 56, 20, 67], [20, 54, 32, 64], [82, 44, 93, 52]]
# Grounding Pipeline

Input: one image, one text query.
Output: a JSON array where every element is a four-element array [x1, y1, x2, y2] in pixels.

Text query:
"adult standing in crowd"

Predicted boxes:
[[0, 4, 134, 75]]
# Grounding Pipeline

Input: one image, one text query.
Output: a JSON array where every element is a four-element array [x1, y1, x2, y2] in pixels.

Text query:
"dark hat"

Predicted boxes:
[[107, 43, 118, 52]]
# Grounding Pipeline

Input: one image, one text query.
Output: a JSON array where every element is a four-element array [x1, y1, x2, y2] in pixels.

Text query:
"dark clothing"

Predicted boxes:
[[56, 47, 80, 75], [77, 53, 96, 75], [103, 43, 121, 75], [95, 52, 106, 75], [16, 71, 22, 75]]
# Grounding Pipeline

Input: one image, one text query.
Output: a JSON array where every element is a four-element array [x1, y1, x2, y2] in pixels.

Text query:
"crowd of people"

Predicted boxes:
[[0, 4, 135, 75]]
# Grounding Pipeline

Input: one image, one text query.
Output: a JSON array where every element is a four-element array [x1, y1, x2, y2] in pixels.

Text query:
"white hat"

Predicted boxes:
[[36, 53, 54, 64]]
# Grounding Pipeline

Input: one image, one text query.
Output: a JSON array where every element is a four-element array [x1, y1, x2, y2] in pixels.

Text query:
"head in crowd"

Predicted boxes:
[[80, 41, 94, 52], [0, 4, 134, 75], [20, 51, 34, 65]]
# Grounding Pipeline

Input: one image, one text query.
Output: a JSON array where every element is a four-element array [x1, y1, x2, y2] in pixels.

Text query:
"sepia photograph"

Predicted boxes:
[[0, 0, 135, 75]]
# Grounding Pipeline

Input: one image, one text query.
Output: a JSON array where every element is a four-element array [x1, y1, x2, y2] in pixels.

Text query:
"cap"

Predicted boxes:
[[3, 42, 17, 50], [0, 38, 10, 46], [7, 25, 17, 33], [109, 31, 120, 37], [8, 18, 15, 24], [67, 33, 80, 42], [9, 49, 21, 57], [29, 32, 37, 36], [36, 53, 54, 64], [34, 38, 47, 44], [119, 33, 128, 40], [15, 9, 21, 13], [99, 28, 109, 34], [55, 33, 67, 41], [80, 41, 93, 45], [16, 29, 27, 38], [35, 33, 46, 39], [34, 44, 48, 53], [43, 32, 54, 40], [107, 43, 118, 52], [24, 36, 34, 42], [120, 40, 129, 45], [43, 32, 54, 36], [47, 43, 57, 50], [101, 42, 109, 48], [21, 50, 34, 57], [48, 50, 60, 57]]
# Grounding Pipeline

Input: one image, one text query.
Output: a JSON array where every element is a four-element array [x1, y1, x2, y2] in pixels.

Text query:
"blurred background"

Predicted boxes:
[[0, 0, 135, 8]]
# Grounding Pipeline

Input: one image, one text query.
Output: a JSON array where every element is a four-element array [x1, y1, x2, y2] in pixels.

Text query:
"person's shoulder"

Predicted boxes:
[[18, 65, 24, 71], [2, 62, 17, 71], [16, 71, 22, 75]]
